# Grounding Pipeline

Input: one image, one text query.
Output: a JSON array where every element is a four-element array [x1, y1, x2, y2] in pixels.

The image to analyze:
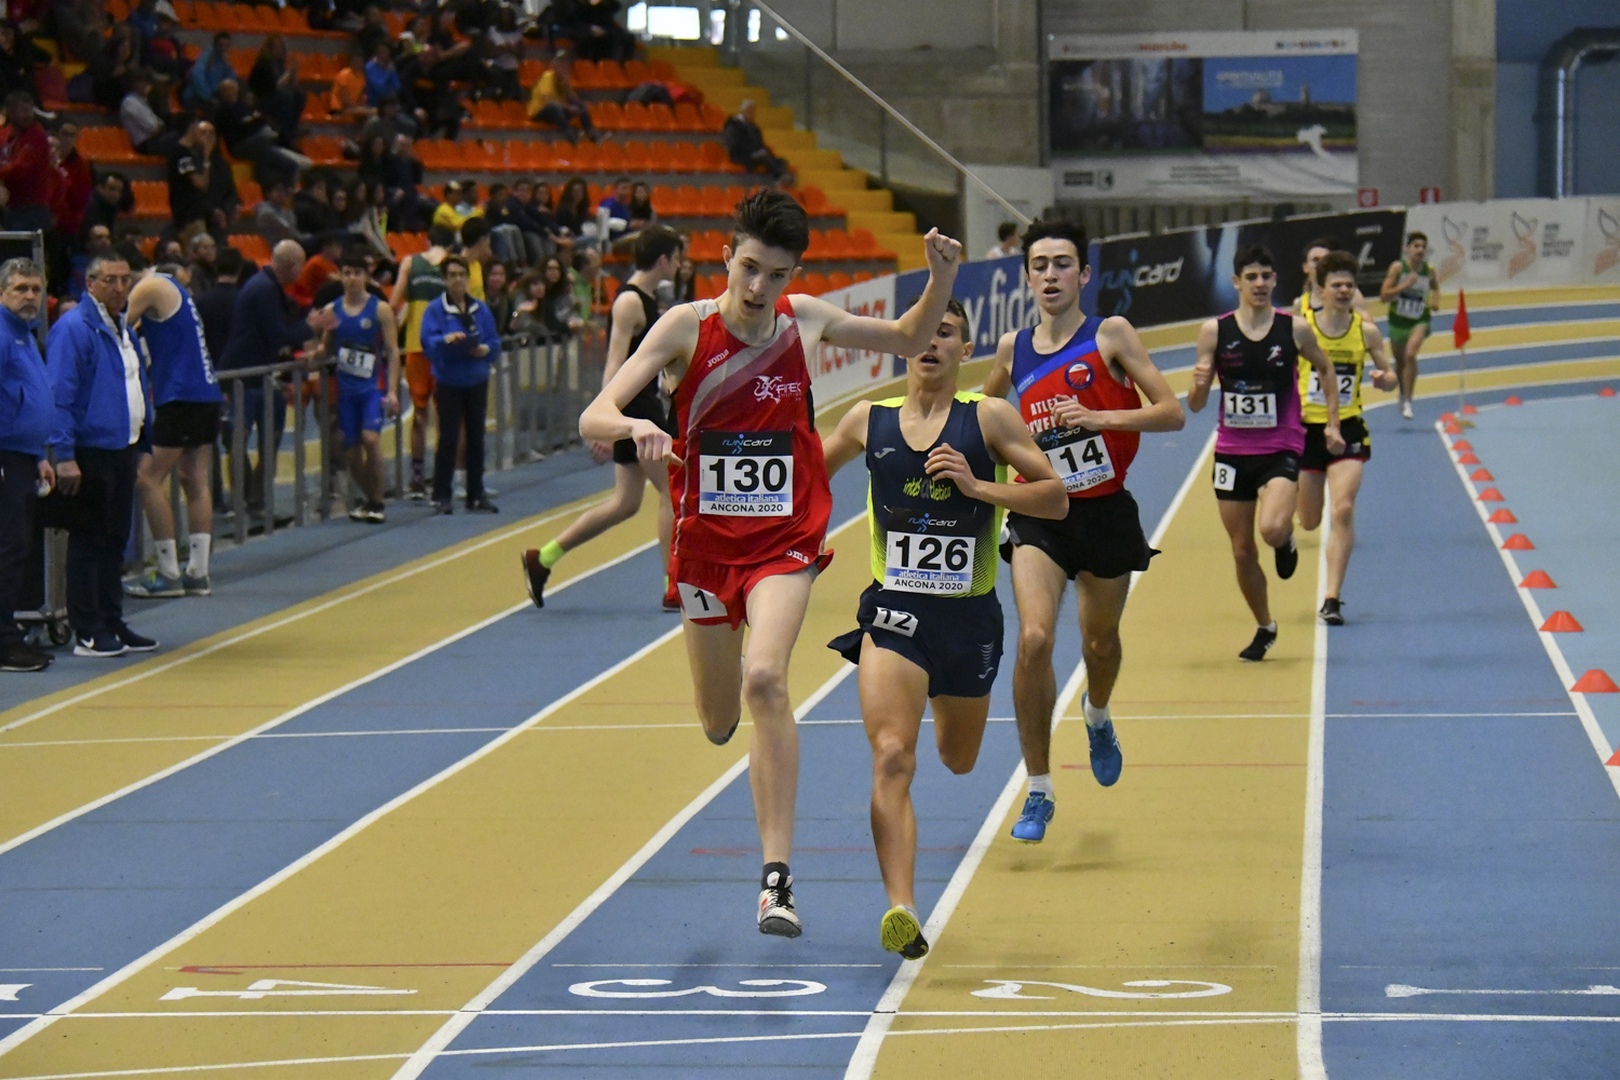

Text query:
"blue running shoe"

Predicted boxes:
[[1087, 718, 1123, 786], [1010, 791, 1054, 843]]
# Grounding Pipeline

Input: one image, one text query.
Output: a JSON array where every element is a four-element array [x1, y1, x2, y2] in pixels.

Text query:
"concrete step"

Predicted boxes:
[[649, 44, 720, 67], [678, 66, 749, 90], [798, 167, 867, 191], [833, 189, 893, 212], [881, 234, 928, 272], [782, 147, 844, 171], [846, 209, 915, 236]]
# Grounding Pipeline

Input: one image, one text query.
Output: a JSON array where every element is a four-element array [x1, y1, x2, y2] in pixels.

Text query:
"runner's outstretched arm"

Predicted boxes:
[[1362, 320, 1398, 391], [821, 399, 871, 477], [1188, 318, 1218, 413], [793, 229, 963, 356], [578, 304, 699, 459]]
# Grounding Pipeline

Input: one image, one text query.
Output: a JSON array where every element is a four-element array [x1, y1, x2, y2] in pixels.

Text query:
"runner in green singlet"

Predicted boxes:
[[1379, 232, 1441, 420]]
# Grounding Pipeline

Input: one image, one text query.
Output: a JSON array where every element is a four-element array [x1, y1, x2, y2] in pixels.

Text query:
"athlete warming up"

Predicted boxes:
[[821, 299, 1066, 959], [1297, 250, 1397, 625], [579, 190, 963, 937], [523, 225, 685, 609], [1189, 245, 1341, 661], [982, 220, 1184, 844], [1380, 231, 1440, 420], [319, 254, 401, 523]]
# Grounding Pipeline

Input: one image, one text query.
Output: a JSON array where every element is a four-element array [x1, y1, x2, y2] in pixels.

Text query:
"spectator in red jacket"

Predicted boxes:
[[0, 90, 54, 233], [50, 120, 94, 240]]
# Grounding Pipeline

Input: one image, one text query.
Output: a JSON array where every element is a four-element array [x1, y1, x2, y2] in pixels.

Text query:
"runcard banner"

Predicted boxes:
[[1405, 198, 1600, 289], [1086, 209, 1404, 326], [892, 254, 1044, 362], [1048, 30, 1358, 200]]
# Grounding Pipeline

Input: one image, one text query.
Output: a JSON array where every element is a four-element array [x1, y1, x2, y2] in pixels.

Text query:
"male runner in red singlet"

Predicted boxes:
[[579, 191, 963, 937], [982, 220, 1184, 844]]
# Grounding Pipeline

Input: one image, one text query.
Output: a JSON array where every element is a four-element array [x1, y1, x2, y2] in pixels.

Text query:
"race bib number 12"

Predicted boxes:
[[698, 430, 792, 517], [1306, 369, 1355, 408]]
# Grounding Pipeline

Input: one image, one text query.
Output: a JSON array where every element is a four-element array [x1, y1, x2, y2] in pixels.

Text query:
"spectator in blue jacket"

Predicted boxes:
[[219, 240, 337, 513], [421, 254, 498, 514], [363, 43, 403, 108], [0, 258, 55, 672], [184, 31, 235, 111], [45, 252, 156, 659]]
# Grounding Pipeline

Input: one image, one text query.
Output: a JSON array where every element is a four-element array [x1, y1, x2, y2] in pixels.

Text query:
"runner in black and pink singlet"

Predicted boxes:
[[579, 190, 964, 939], [1189, 244, 1342, 662], [981, 219, 1185, 845]]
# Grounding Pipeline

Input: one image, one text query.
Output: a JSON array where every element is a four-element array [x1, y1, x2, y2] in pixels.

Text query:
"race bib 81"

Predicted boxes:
[[336, 346, 378, 380]]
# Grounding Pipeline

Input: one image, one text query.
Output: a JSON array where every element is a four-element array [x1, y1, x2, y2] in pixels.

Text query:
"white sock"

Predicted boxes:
[[187, 533, 212, 577], [1027, 773, 1053, 798], [1262, 621, 1278, 633], [154, 539, 179, 579], [1083, 694, 1110, 729], [454, 468, 466, 488]]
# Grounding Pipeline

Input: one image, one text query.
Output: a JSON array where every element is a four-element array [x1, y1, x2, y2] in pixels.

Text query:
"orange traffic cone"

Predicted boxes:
[[1443, 422, 1464, 435], [1600, 387, 1616, 398], [1540, 611, 1583, 632], [1478, 487, 1505, 502], [1461, 403, 1479, 415], [1573, 670, 1618, 693], [1470, 468, 1494, 481], [1502, 534, 1535, 550], [1519, 570, 1555, 587], [1452, 440, 1474, 451], [1505, 395, 1523, 406], [1489, 509, 1518, 523], [1457, 452, 1481, 465]]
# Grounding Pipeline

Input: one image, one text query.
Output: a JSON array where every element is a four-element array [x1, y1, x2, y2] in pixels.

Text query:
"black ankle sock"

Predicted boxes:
[[761, 862, 791, 890]]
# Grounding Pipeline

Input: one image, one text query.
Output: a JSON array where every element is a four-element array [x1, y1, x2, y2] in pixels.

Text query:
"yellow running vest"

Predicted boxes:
[[1299, 307, 1369, 423]]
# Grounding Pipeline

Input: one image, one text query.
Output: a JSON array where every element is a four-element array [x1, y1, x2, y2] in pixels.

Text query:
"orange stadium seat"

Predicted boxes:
[[672, 102, 705, 133], [237, 178, 263, 206], [130, 180, 166, 219], [79, 126, 138, 164], [667, 142, 702, 173], [826, 272, 854, 291], [228, 234, 272, 264], [799, 272, 831, 295], [301, 135, 344, 165], [643, 103, 677, 133], [590, 101, 626, 131]]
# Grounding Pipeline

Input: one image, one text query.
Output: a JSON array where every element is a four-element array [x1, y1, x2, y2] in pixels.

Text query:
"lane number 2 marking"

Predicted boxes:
[[972, 979, 1233, 1000]]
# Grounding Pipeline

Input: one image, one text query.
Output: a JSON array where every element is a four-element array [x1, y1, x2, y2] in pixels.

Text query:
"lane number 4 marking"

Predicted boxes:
[[161, 978, 417, 1001]]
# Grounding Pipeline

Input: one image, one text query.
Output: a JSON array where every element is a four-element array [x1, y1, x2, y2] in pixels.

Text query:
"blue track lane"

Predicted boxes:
[[411, 410, 1219, 1076], [1319, 385, 1620, 1078]]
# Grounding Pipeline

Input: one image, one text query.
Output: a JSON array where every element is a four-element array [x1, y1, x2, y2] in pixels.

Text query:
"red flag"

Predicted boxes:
[[1453, 289, 1471, 350]]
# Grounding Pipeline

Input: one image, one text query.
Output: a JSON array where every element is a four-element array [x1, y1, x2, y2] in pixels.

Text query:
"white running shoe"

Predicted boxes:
[[1400, 400, 1414, 420]]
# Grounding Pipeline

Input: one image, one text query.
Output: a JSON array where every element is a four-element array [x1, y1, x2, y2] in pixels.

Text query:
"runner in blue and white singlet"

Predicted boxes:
[[323, 254, 401, 523]]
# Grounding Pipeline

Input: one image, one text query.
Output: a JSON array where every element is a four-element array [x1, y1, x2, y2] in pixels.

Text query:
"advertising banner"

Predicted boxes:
[[809, 273, 899, 401], [1587, 198, 1620, 283], [1048, 29, 1358, 200], [1405, 198, 1592, 289], [1087, 209, 1405, 327]]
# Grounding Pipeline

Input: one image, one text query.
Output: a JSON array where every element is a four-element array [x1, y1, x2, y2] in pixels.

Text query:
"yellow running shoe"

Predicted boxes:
[[880, 905, 929, 960]]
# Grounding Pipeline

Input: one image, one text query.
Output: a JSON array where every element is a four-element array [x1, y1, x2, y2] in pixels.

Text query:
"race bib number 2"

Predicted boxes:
[[698, 430, 792, 517], [1223, 391, 1277, 429], [1043, 430, 1115, 493]]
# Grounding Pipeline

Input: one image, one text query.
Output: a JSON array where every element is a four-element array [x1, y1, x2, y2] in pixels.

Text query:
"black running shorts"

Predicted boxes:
[[612, 389, 675, 466], [1212, 450, 1300, 502], [829, 583, 1003, 699], [151, 400, 222, 449], [1301, 416, 1371, 471], [1003, 488, 1156, 581]]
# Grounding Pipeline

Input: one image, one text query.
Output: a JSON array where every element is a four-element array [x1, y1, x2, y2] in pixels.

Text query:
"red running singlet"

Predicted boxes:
[[669, 296, 833, 565], [1009, 317, 1142, 499]]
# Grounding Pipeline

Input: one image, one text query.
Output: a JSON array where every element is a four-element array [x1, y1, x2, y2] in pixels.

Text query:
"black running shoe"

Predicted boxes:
[[1320, 597, 1345, 625], [0, 642, 51, 671], [522, 549, 549, 609], [1239, 625, 1278, 662], [758, 863, 802, 937], [1275, 538, 1299, 580]]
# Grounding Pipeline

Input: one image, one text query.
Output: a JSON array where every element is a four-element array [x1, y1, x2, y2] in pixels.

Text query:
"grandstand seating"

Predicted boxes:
[[61, 6, 909, 281]]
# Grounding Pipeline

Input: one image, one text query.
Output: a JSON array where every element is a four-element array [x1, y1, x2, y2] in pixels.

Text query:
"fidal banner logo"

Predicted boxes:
[[1596, 208, 1620, 277], [1508, 212, 1538, 278]]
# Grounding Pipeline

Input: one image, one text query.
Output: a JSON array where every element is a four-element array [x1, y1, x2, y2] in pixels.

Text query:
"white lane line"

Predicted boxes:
[[0, 497, 610, 736], [0, 587, 689, 1062], [0, 538, 658, 861], [389, 509, 870, 1079], [843, 425, 1219, 1080], [1438, 418, 1620, 802], [7, 1012, 1619, 1080], [1298, 520, 1330, 1079]]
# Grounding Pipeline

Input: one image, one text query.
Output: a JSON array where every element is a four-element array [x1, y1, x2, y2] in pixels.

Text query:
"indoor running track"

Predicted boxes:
[[0, 284, 1615, 1080]]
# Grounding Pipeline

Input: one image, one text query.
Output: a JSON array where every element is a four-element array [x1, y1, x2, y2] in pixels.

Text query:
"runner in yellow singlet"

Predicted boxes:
[[1297, 250, 1397, 625]]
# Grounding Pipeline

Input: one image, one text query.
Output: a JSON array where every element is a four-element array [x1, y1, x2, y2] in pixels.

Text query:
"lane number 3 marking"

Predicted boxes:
[[569, 978, 827, 999]]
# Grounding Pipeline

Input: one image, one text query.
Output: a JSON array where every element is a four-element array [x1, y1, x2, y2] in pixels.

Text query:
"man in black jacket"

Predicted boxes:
[[721, 100, 792, 186]]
